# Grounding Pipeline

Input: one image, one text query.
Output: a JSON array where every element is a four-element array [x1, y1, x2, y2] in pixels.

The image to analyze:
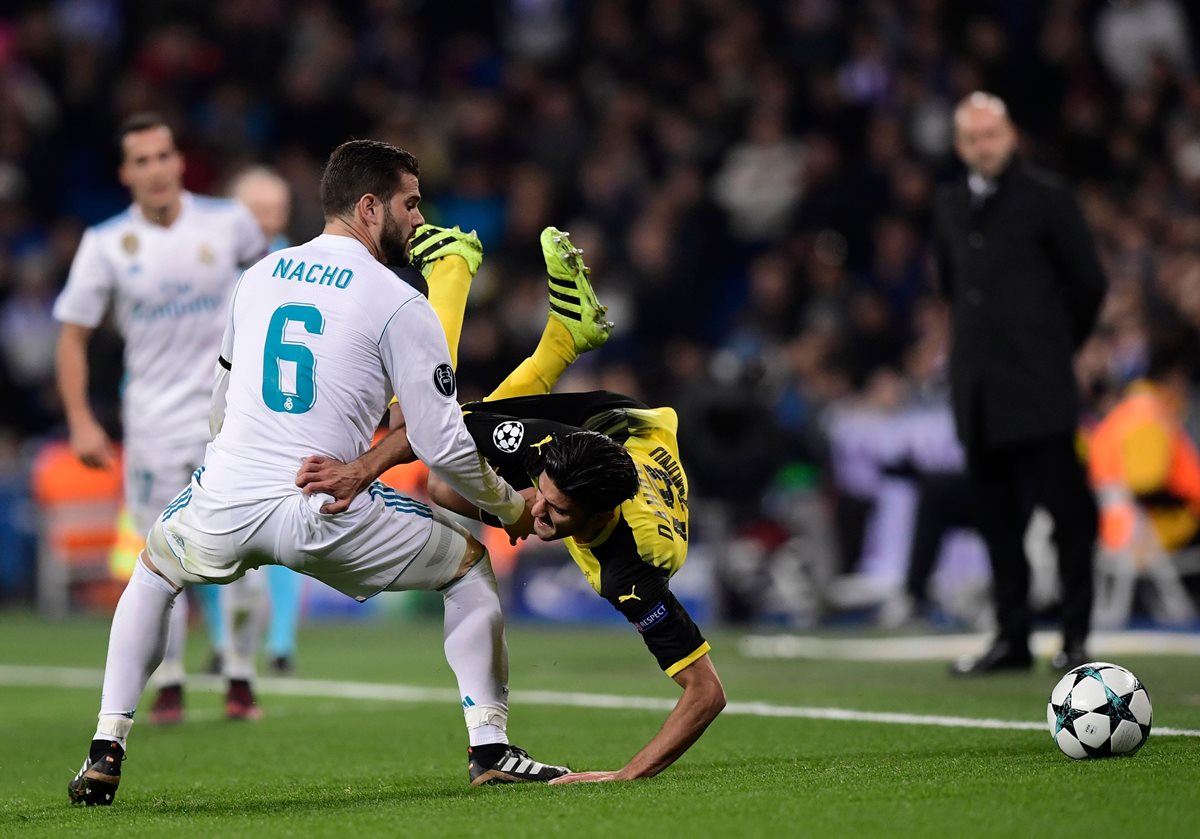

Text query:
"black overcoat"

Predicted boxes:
[[932, 160, 1107, 449]]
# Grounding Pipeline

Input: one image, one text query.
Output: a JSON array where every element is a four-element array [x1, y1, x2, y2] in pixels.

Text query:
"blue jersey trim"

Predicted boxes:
[[368, 482, 432, 518], [162, 487, 193, 521]]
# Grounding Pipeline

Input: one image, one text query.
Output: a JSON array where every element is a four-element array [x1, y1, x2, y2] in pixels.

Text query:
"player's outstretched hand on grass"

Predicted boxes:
[[548, 771, 626, 785], [296, 455, 369, 513]]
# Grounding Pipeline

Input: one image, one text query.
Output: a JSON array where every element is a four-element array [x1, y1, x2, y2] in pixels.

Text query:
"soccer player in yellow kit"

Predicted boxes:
[[297, 225, 725, 784]]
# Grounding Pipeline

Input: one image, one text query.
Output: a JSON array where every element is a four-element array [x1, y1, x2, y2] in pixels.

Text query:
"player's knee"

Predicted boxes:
[[133, 552, 183, 596], [450, 535, 488, 583]]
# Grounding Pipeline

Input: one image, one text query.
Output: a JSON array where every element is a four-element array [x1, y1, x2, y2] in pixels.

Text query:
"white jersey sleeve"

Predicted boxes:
[[380, 295, 525, 525], [232, 202, 268, 266], [53, 228, 116, 328]]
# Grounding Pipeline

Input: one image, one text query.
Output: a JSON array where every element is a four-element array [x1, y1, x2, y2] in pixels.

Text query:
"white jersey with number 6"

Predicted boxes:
[[201, 233, 523, 523]]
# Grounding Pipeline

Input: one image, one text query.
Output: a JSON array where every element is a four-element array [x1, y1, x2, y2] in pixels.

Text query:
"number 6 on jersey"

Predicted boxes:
[[262, 303, 324, 413]]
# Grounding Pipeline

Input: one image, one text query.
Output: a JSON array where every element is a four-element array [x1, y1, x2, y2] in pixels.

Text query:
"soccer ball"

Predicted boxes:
[[1047, 662, 1152, 759]]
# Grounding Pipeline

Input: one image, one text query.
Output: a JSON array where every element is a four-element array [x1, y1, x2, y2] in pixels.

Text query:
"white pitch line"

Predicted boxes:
[[740, 629, 1200, 662], [3, 664, 1199, 738], [178, 701, 377, 723]]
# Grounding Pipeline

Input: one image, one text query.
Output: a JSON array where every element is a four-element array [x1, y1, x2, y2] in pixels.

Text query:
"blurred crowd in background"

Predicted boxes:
[[3, 0, 1200, 626]]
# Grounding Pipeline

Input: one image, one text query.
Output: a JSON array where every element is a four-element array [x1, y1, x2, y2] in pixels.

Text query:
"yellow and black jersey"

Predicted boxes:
[[463, 391, 709, 677]]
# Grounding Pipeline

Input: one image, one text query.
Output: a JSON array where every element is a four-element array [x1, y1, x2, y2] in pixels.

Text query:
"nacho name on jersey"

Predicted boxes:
[[271, 256, 354, 289]]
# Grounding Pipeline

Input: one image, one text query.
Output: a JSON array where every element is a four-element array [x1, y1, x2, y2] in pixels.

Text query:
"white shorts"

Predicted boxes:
[[124, 442, 208, 536], [148, 475, 470, 601]]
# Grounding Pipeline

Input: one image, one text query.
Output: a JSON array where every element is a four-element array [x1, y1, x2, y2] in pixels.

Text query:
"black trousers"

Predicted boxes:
[[966, 434, 1097, 648], [904, 471, 975, 604]]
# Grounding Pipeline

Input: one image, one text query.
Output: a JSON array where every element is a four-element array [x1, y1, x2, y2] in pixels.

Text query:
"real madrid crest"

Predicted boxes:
[[121, 233, 139, 255], [198, 243, 215, 264]]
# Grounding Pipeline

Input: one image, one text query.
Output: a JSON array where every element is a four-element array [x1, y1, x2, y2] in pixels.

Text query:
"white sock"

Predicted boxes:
[[221, 570, 267, 682], [95, 561, 180, 748], [441, 556, 509, 747], [153, 587, 189, 687]]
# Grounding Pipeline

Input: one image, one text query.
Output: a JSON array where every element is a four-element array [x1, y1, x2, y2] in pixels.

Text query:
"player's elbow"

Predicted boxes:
[[410, 435, 469, 475], [677, 654, 726, 722], [428, 474, 453, 507], [705, 680, 727, 720], [56, 322, 89, 360], [693, 671, 726, 721]]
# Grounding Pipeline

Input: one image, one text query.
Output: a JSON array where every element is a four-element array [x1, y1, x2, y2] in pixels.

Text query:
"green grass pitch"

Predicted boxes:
[[1, 610, 1198, 838]]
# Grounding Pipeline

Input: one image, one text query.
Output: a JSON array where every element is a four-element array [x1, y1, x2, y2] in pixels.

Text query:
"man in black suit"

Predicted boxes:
[[932, 93, 1107, 675]]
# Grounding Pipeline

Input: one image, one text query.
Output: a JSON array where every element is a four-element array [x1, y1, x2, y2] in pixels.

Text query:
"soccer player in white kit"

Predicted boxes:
[[54, 114, 268, 723], [68, 139, 569, 806]]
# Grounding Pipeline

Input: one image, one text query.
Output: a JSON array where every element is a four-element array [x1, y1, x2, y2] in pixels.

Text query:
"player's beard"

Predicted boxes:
[[379, 205, 411, 267]]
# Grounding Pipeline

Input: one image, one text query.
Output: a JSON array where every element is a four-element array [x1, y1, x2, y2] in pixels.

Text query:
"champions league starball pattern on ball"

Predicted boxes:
[[1047, 662, 1152, 759]]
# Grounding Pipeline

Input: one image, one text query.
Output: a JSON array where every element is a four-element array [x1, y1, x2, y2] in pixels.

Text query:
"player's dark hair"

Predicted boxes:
[[320, 139, 420, 219], [543, 431, 639, 513], [115, 113, 175, 161]]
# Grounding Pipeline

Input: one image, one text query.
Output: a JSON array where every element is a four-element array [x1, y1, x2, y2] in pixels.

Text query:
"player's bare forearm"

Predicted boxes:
[[429, 476, 537, 545], [56, 323, 115, 468], [427, 473, 481, 519], [295, 414, 416, 512], [550, 654, 725, 784], [358, 422, 417, 476], [56, 323, 95, 424], [619, 654, 725, 779]]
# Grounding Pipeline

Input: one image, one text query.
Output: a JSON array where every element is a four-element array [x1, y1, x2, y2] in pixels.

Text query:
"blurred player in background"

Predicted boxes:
[[230, 166, 305, 674], [54, 114, 268, 723], [68, 140, 567, 806], [231, 167, 291, 253], [297, 226, 726, 784]]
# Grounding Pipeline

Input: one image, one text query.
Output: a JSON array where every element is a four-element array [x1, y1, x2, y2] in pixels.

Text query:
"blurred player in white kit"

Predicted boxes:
[[54, 114, 269, 723]]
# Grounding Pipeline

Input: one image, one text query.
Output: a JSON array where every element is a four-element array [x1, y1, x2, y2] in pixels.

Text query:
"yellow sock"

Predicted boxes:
[[486, 316, 578, 400], [426, 255, 473, 368]]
